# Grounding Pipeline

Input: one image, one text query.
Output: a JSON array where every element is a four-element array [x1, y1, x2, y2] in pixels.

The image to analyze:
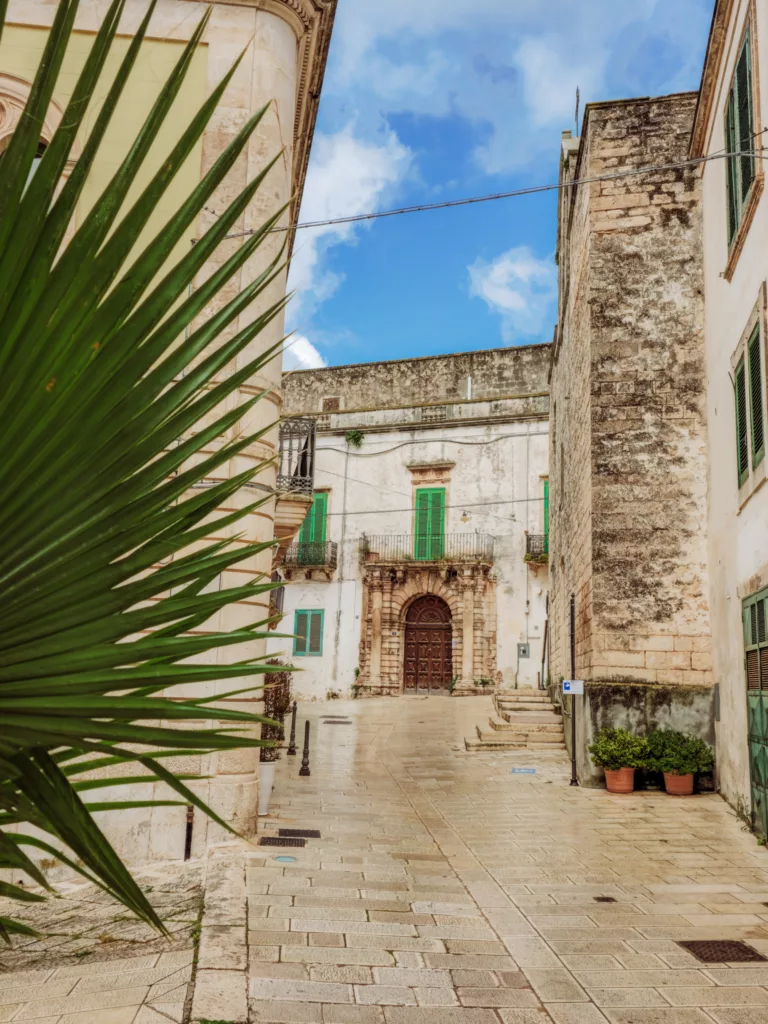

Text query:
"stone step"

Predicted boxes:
[[496, 689, 551, 702], [476, 726, 565, 746], [498, 708, 559, 723], [489, 716, 564, 734], [465, 734, 567, 752], [496, 699, 555, 711]]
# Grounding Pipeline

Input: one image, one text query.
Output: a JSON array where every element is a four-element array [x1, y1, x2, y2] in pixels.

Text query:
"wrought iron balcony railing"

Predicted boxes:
[[525, 534, 549, 561], [359, 533, 494, 565], [277, 417, 316, 495], [284, 540, 339, 570]]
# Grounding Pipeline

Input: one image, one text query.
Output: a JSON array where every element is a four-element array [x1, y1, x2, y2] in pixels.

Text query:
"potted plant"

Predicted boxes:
[[589, 728, 649, 793], [259, 662, 292, 816], [647, 730, 714, 796]]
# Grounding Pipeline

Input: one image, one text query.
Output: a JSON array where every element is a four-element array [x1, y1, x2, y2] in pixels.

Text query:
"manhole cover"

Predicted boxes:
[[678, 940, 767, 963], [279, 829, 321, 839], [259, 836, 306, 848], [274, 856, 297, 863], [594, 896, 617, 903]]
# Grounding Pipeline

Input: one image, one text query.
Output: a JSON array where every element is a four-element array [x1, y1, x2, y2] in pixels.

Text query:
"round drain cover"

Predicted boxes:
[[274, 855, 297, 863]]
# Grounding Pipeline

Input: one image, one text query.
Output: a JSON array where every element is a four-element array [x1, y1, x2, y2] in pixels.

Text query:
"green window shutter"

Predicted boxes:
[[736, 34, 755, 203], [414, 489, 431, 559], [428, 488, 445, 559], [308, 610, 324, 656], [294, 610, 309, 656], [748, 327, 765, 468], [736, 358, 750, 485], [744, 589, 768, 691], [314, 493, 328, 545], [726, 91, 739, 243], [543, 479, 550, 537]]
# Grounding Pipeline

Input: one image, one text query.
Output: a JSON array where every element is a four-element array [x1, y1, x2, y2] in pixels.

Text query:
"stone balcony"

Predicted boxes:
[[282, 540, 338, 581], [359, 533, 495, 566]]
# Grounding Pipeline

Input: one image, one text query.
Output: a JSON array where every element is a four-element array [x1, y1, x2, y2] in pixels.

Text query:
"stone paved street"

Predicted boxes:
[[3, 696, 768, 1024], [248, 697, 768, 1024]]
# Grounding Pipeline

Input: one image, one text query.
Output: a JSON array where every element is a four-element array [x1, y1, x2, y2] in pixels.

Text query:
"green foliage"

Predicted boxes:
[[646, 730, 715, 776], [448, 676, 459, 694], [345, 429, 364, 448], [588, 728, 649, 771], [0, 0, 292, 940]]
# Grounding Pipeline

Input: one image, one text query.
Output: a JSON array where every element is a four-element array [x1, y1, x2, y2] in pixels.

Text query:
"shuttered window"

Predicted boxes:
[[725, 31, 756, 244], [299, 492, 328, 545], [414, 488, 445, 560], [543, 479, 550, 537], [293, 609, 324, 656], [736, 357, 750, 486], [748, 326, 765, 468], [744, 588, 768, 691]]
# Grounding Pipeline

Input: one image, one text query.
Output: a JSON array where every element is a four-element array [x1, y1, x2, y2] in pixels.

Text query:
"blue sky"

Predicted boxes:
[[284, 0, 715, 370]]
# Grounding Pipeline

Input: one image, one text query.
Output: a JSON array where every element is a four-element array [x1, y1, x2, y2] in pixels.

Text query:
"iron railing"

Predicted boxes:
[[277, 417, 316, 494], [284, 540, 338, 570], [359, 533, 494, 564], [526, 534, 549, 559]]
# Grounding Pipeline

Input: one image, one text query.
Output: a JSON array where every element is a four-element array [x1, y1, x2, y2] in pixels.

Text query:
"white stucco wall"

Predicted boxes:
[[699, 0, 768, 817], [269, 415, 550, 698]]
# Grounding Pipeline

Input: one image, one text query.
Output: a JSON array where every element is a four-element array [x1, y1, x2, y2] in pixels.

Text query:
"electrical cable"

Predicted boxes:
[[315, 431, 545, 458], [201, 143, 768, 242]]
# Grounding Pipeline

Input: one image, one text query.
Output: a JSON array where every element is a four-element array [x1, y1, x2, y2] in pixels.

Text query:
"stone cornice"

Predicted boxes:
[[689, 0, 736, 157]]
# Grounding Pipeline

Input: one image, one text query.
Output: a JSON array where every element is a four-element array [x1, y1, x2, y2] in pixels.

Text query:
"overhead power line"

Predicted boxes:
[[212, 144, 767, 241]]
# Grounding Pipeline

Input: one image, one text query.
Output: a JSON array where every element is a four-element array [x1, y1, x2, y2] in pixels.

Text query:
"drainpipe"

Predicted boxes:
[[331, 440, 350, 686]]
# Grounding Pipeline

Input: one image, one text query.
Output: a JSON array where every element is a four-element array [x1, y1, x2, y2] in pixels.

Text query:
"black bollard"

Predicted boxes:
[[299, 720, 311, 777], [287, 701, 298, 756]]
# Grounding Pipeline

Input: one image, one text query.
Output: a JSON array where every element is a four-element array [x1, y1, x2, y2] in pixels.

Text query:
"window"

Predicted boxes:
[[298, 492, 327, 564], [725, 30, 756, 245], [294, 609, 324, 656], [414, 487, 445, 560], [734, 322, 766, 488], [744, 588, 768, 691], [543, 479, 550, 537]]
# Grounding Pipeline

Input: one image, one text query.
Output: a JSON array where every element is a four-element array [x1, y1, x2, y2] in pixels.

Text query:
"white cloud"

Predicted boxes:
[[283, 334, 327, 371], [468, 246, 556, 342], [287, 125, 412, 326], [514, 36, 606, 129]]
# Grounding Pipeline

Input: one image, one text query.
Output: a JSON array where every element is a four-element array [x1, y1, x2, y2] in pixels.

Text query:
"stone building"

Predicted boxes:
[[549, 93, 714, 783], [0, 0, 335, 861], [269, 346, 551, 699], [691, 0, 768, 832]]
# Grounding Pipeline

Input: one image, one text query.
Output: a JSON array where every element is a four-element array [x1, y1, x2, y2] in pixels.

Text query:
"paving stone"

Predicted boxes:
[[543, 1006, 610, 1024], [251, 977, 353, 1003], [451, 970, 499, 988], [250, 999, 323, 1022], [284, 947, 396, 967], [662, 988, 768, 1006], [372, 968, 453, 988], [423, 953, 517, 970], [322, 1005, 385, 1023], [383, 1010, 502, 1023], [458, 988, 541, 1007], [524, 969, 589, 1002], [354, 986, 417, 1005], [252, 930, 308, 945], [600, 1011, 715, 1024], [11, 986, 149, 1019], [192, 968, 247, 1023]]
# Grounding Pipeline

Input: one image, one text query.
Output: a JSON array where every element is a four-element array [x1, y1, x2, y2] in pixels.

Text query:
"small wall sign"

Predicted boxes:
[[563, 679, 584, 695]]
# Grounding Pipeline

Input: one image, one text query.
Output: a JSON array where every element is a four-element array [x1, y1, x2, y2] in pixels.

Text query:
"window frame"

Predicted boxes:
[[293, 609, 324, 657], [731, 288, 768, 502], [744, 586, 768, 691]]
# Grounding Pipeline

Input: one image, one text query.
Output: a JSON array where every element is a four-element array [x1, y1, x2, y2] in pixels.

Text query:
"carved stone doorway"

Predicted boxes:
[[403, 595, 453, 694]]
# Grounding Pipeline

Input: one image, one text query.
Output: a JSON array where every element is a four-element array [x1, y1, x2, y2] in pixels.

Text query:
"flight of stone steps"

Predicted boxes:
[[465, 688, 566, 752]]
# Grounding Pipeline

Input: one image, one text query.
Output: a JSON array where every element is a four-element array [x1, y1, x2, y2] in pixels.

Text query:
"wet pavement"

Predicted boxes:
[[248, 695, 768, 1024]]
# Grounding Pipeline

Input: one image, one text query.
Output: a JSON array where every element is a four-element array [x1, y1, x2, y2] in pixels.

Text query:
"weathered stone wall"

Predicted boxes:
[[550, 94, 713, 779], [283, 344, 551, 413]]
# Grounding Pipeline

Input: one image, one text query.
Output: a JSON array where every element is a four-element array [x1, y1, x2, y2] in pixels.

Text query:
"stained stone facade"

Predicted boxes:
[[270, 346, 551, 698], [549, 93, 714, 783]]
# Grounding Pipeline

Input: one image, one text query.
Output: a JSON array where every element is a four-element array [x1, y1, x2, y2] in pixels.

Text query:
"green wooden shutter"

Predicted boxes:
[[308, 610, 324, 656], [299, 493, 327, 545], [414, 489, 431, 559], [428, 489, 445, 559], [736, 358, 750, 486], [736, 34, 755, 203], [744, 589, 768, 691], [748, 327, 765, 468], [294, 610, 309, 655], [543, 479, 550, 538], [726, 92, 739, 243]]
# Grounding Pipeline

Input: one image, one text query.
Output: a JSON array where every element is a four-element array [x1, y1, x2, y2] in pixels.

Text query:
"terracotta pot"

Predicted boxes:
[[664, 772, 694, 796], [604, 767, 635, 794]]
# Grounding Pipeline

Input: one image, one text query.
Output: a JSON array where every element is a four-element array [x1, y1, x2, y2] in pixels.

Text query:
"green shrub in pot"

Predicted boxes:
[[646, 730, 714, 776], [589, 728, 649, 771]]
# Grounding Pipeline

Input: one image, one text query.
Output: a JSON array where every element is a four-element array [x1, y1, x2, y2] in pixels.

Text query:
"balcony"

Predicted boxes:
[[274, 417, 317, 567], [359, 533, 494, 565], [284, 541, 339, 572], [525, 534, 549, 564]]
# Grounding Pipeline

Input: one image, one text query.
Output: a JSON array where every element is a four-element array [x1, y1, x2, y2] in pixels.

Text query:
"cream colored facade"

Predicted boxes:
[[0, 0, 334, 863], [691, 0, 768, 825]]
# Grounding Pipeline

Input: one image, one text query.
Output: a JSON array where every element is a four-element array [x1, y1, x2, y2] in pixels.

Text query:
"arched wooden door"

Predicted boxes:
[[404, 596, 453, 694]]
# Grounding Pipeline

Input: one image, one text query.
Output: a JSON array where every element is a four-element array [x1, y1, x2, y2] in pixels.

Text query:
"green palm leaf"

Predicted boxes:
[[0, 0, 295, 938]]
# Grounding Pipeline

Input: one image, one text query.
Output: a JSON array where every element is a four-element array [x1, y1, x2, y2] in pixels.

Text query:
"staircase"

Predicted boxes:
[[465, 689, 566, 752]]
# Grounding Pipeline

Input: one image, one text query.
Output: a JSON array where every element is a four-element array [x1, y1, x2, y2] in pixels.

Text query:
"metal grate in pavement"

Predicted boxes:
[[279, 829, 321, 839], [594, 896, 617, 903], [678, 940, 767, 963], [322, 719, 353, 724], [258, 836, 306, 848]]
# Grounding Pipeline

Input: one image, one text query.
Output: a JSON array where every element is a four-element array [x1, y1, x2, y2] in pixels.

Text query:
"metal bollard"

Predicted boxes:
[[299, 720, 311, 777], [287, 701, 298, 756]]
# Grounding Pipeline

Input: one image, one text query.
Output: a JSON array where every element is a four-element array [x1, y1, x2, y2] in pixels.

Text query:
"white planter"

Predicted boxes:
[[258, 761, 276, 817]]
